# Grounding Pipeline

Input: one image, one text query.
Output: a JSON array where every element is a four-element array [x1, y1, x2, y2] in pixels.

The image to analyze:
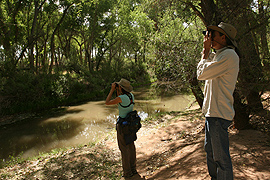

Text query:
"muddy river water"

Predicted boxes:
[[0, 89, 193, 163]]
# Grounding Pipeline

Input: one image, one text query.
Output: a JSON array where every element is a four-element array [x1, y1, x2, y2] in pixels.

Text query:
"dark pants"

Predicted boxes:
[[117, 124, 137, 177], [205, 117, 233, 180]]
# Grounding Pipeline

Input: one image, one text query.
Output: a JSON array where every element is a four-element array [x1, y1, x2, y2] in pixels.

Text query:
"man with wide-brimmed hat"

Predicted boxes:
[[197, 22, 239, 180]]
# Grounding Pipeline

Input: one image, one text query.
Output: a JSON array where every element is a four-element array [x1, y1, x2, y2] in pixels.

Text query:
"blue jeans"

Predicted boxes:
[[205, 117, 233, 180]]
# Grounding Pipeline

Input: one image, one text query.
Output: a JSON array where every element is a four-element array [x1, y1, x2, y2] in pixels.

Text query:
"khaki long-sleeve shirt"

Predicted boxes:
[[197, 47, 239, 120]]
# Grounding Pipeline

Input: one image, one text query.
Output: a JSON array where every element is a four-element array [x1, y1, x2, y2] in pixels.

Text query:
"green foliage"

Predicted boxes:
[[0, 58, 149, 115], [0, 0, 269, 117], [151, 8, 204, 92], [0, 0, 153, 115], [0, 71, 88, 114], [1, 72, 53, 114]]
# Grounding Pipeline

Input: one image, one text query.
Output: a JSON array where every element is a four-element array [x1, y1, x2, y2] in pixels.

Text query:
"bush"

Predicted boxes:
[[0, 59, 151, 115]]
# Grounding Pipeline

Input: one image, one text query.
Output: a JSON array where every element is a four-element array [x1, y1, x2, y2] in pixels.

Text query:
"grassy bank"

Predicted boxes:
[[0, 134, 122, 179]]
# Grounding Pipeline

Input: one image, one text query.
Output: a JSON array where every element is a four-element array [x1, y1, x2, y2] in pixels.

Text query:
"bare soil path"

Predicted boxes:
[[105, 108, 270, 180]]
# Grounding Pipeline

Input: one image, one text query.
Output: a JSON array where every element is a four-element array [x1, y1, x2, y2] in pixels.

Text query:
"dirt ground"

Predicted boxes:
[[1, 107, 270, 180], [105, 108, 270, 180]]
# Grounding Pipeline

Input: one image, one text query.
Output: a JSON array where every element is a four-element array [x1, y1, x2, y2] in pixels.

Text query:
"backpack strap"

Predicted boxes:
[[119, 93, 135, 108]]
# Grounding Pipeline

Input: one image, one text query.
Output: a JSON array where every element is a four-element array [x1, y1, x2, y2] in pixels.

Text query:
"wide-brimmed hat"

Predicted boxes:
[[116, 78, 133, 92], [207, 22, 238, 48]]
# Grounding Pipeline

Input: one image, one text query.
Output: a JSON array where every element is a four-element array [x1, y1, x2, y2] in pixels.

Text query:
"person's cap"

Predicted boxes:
[[116, 78, 133, 92], [207, 22, 238, 47]]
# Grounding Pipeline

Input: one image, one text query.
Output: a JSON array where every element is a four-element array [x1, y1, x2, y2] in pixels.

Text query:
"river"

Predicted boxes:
[[0, 89, 193, 163]]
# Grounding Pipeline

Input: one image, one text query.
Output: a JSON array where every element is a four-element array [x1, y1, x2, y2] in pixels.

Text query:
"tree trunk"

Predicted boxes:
[[189, 75, 204, 108], [29, 0, 39, 72], [233, 90, 251, 129], [236, 16, 264, 113], [49, 4, 73, 74], [258, 0, 270, 70]]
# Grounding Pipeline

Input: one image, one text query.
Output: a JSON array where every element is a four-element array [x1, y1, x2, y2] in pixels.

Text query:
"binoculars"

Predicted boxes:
[[111, 83, 119, 88], [202, 29, 214, 36]]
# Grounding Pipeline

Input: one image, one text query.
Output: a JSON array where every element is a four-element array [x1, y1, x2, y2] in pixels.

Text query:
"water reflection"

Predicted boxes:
[[0, 90, 192, 164]]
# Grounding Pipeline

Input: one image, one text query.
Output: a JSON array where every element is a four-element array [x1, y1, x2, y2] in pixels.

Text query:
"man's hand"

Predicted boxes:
[[202, 31, 212, 59]]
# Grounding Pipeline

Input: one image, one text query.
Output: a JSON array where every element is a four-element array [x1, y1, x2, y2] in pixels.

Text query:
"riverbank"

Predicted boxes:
[[1, 107, 270, 180]]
